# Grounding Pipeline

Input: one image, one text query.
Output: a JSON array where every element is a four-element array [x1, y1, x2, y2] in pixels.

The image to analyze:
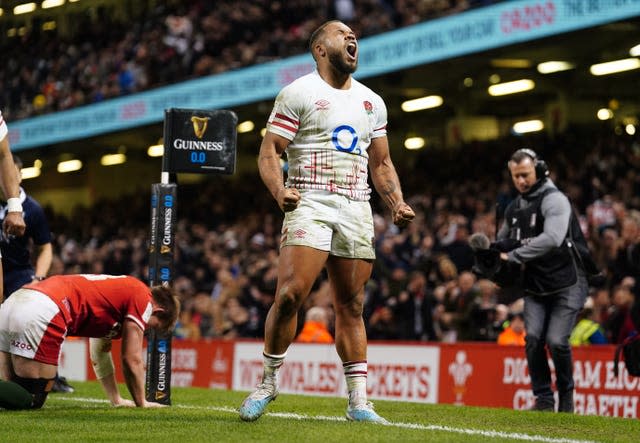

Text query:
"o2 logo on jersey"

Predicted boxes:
[[332, 125, 360, 154]]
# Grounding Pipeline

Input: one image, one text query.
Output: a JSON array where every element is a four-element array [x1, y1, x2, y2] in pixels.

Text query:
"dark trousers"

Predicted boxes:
[[3, 268, 34, 299], [523, 273, 588, 403]]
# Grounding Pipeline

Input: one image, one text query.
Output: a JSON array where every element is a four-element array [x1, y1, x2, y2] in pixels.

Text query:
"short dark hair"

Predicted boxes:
[[308, 20, 341, 58], [510, 148, 537, 164], [151, 285, 180, 332]]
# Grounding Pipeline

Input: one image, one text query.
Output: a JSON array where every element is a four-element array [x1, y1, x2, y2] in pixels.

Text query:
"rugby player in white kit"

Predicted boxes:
[[239, 20, 415, 423]]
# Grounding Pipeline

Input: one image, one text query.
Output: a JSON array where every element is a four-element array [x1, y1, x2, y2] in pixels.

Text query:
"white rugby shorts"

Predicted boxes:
[[0, 288, 66, 364], [281, 190, 375, 259]]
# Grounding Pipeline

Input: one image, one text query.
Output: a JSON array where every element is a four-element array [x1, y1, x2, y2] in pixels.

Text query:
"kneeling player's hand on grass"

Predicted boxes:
[[112, 397, 136, 407], [143, 400, 168, 408]]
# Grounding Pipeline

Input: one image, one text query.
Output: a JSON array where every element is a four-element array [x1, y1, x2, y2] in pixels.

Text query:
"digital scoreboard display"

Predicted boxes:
[[162, 108, 238, 175]]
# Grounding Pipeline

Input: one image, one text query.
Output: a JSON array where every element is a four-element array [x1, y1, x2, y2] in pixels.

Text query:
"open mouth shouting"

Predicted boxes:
[[346, 41, 358, 61]]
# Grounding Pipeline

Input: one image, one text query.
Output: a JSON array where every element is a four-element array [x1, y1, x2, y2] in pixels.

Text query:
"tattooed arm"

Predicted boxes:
[[368, 136, 415, 227], [258, 131, 300, 212]]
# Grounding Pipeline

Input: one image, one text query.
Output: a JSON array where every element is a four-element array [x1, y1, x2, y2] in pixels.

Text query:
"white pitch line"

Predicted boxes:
[[55, 396, 599, 443]]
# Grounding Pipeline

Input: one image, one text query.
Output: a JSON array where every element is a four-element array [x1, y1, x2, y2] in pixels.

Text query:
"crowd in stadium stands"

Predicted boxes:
[[41, 127, 639, 344], [0, 0, 496, 120]]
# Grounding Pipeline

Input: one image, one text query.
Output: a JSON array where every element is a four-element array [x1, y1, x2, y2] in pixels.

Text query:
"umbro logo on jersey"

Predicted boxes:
[[294, 229, 307, 238], [315, 99, 330, 110]]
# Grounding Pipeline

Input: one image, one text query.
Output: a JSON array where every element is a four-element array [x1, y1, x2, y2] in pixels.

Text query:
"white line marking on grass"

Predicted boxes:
[[56, 397, 598, 443], [57, 397, 109, 403]]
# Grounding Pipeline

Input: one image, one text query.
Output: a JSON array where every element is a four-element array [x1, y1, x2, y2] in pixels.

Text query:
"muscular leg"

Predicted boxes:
[[11, 354, 57, 379], [326, 256, 372, 362], [239, 246, 328, 422], [326, 256, 387, 423], [264, 245, 328, 355]]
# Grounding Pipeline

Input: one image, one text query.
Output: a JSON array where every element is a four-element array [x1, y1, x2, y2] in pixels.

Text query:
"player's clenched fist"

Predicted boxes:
[[392, 202, 415, 227], [276, 188, 301, 212]]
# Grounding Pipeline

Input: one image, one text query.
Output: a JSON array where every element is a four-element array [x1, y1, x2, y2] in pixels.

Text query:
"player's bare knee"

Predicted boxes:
[[276, 282, 306, 317], [335, 296, 364, 318]]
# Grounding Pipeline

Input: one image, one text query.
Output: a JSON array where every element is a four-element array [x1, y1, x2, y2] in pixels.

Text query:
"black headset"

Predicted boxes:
[[512, 148, 549, 179]]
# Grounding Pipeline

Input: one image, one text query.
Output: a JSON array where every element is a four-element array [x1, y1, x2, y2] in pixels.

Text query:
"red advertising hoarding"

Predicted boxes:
[[438, 343, 639, 418], [82, 339, 638, 417], [90, 338, 235, 390]]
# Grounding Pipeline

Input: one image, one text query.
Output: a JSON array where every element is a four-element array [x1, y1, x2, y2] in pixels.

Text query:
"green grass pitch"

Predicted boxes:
[[1, 382, 638, 442]]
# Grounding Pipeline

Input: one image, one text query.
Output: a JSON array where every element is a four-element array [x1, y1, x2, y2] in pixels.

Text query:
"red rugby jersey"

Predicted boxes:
[[25, 274, 153, 338]]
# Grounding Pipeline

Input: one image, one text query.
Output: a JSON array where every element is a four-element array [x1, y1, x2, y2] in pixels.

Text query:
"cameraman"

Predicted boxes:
[[496, 149, 588, 413]]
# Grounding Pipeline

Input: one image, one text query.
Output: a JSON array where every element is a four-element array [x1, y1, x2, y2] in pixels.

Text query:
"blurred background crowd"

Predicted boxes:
[[0, 0, 491, 121], [1, 0, 638, 346], [42, 128, 640, 346]]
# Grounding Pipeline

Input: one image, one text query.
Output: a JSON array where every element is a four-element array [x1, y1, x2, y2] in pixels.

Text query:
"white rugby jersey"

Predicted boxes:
[[0, 110, 7, 141], [267, 70, 387, 201]]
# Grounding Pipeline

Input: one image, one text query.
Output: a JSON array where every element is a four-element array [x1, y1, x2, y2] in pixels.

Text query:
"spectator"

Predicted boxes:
[[497, 312, 526, 346], [569, 298, 607, 346], [217, 296, 251, 339], [441, 221, 475, 273], [393, 271, 438, 341], [605, 284, 636, 344], [368, 305, 399, 340], [296, 306, 334, 343], [174, 309, 202, 340], [191, 292, 216, 337], [468, 279, 500, 341], [591, 286, 612, 325], [449, 271, 478, 341], [594, 227, 619, 283], [612, 213, 640, 289]]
